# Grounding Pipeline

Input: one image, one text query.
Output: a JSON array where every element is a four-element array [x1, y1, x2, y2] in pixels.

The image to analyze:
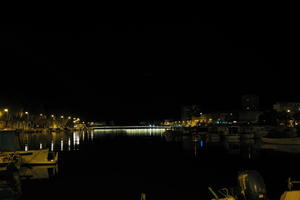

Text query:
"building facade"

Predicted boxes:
[[241, 94, 259, 111], [273, 102, 300, 113]]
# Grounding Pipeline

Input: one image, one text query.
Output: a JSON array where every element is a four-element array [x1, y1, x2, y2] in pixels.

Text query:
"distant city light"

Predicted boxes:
[[4, 108, 8, 112], [25, 112, 28, 115], [287, 109, 291, 113]]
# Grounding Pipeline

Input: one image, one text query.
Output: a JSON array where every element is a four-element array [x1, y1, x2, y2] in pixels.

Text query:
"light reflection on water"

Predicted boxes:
[[18, 128, 166, 152], [93, 128, 165, 136], [18, 130, 94, 152]]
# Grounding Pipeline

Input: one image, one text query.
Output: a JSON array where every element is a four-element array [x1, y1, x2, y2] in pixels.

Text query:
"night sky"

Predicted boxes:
[[1, 20, 299, 124]]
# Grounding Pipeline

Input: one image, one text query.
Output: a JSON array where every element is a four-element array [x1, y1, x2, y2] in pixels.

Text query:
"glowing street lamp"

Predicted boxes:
[[24, 111, 29, 120], [4, 108, 9, 121]]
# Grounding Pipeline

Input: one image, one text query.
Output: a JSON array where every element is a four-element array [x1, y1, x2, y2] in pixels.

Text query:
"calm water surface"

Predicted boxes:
[[2, 129, 300, 200]]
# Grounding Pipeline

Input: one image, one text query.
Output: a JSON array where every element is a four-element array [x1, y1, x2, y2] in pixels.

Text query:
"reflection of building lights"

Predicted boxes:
[[25, 144, 28, 151], [68, 138, 71, 151], [40, 143, 43, 149], [73, 133, 76, 149], [200, 140, 204, 148], [61, 139, 64, 151], [51, 141, 54, 151]]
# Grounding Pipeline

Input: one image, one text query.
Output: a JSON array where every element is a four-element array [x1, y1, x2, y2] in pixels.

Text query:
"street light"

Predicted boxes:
[[4, 108, 9, 121]]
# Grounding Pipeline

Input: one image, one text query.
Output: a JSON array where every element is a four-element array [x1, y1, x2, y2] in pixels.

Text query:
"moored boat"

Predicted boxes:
[[1, 130, 58, 166], [17, 149, 58, 165], [240, 133, 255, 140], [261, 137, 300, 145], [223, 134, 240, 142]]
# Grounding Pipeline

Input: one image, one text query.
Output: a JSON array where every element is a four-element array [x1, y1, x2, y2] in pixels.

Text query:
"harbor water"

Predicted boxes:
[[2, 129, 300, 199]]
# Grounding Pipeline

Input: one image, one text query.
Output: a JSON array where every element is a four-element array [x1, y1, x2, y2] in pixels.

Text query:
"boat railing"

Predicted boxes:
[[208, 187, 236, 200], [287, 177, 300, 191]]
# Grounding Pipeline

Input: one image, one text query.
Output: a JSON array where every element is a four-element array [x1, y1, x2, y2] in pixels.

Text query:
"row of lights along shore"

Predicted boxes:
[[0, 108, 87, 124]]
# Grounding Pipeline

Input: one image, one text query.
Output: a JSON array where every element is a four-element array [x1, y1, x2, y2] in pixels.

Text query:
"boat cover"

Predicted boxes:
[[280, 191, 300, 200]]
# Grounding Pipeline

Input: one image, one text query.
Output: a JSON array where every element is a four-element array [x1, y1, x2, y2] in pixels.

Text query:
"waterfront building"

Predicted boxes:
[[241, 94, 259, 111], [238, 111, 262, 124], [181, 105, 201, 121], [273, 102, 300, 113]]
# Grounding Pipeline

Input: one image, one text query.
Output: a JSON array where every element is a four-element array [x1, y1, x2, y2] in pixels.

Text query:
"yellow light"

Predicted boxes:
[[61, 116, 64, 119], [25, 112, 28, 115], [4, 109, 8, 112], [51, 115, 54, 118], [287, 109, 291, 113]]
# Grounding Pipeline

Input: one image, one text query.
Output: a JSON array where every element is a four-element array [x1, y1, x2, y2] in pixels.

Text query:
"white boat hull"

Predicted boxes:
[[261, 137, 300, 145], [17, 149, 58, 165]]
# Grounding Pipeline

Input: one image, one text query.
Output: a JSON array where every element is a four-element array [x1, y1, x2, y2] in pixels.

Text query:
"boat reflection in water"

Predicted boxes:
[[222, 139, 261, 160], [0, 164, 58, 200], [19, 164, 58, 180], [0, 168, 22, 200], [261, 143, 300, 154]]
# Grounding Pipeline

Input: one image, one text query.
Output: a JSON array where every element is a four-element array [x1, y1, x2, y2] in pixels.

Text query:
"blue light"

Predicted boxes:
[[200, 140, 204, 148]]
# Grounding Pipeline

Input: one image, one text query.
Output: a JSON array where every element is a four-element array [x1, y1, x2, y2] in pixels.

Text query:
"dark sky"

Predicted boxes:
[[0, 20, 299, 124]]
